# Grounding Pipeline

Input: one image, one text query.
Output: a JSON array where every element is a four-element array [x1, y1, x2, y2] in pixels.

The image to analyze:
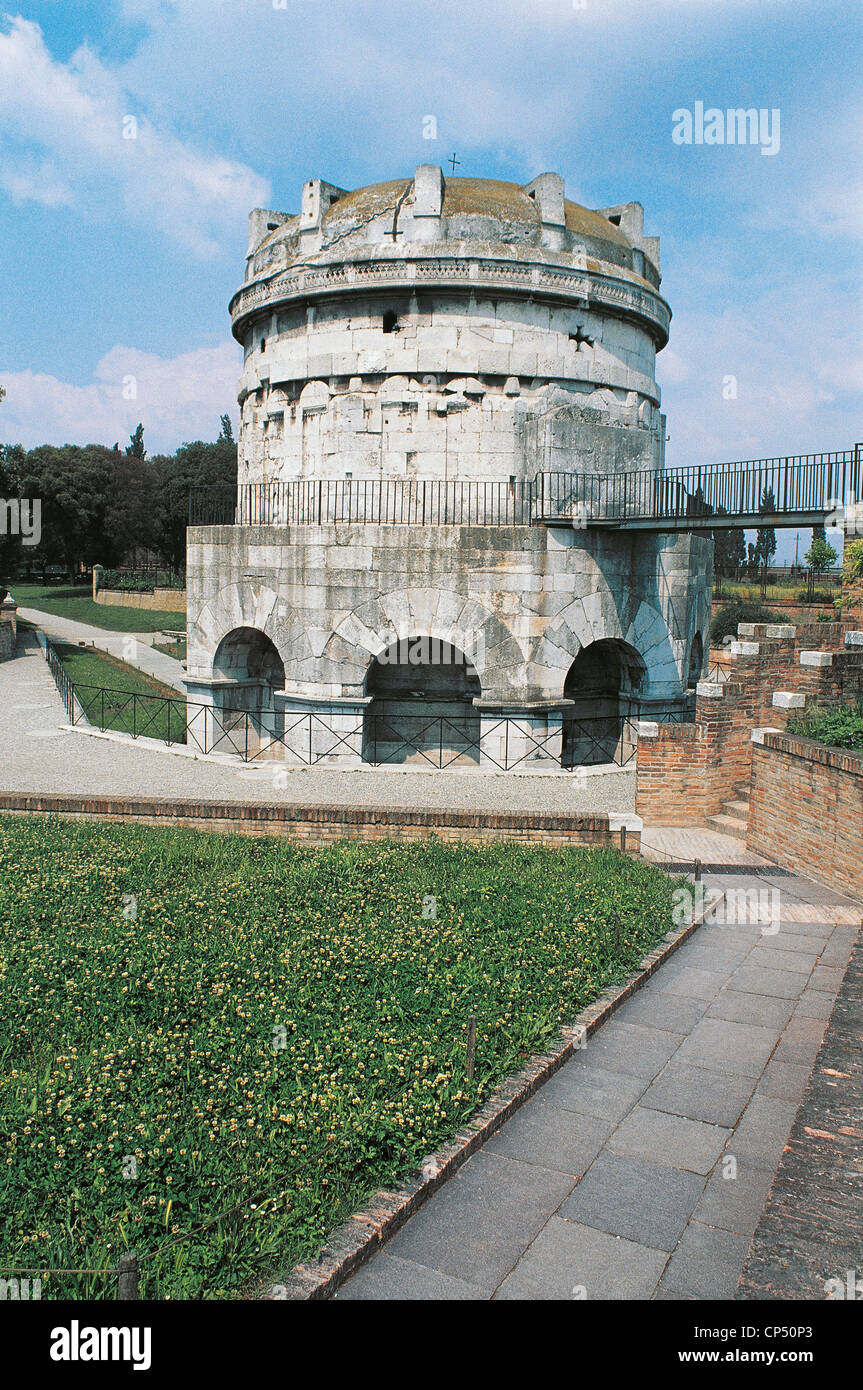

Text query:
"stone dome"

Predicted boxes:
[[240, 167, 663, 306]]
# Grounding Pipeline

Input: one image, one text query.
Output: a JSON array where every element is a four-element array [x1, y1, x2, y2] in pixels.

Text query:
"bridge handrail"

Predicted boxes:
[[188, 444, 862, 528]]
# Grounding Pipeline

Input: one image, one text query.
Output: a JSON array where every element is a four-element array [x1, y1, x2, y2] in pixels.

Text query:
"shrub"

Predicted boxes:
[[843, 538, 863, 582], [786, 701, 863, 751], [709, 601, 783, 645]]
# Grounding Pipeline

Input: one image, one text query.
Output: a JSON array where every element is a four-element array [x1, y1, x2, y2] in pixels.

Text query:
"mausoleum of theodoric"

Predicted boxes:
[[185, 166, 712, 768]]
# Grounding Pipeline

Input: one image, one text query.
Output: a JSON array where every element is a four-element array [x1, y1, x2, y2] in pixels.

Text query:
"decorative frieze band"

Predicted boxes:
[[230, 257, 670, 345]]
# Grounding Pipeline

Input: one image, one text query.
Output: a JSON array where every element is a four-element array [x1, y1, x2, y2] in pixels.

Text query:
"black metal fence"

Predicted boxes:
[[189, 446, 862, 531], [42, 652, 692, 771]]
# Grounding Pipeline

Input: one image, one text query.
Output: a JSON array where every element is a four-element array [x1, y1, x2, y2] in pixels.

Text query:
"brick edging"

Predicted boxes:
[[760, 731, 863, 777], [261, 891, 723, 1300], [0, 791, 610, 835]]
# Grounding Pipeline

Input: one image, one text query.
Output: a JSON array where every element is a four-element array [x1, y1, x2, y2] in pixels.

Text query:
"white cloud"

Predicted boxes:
[[0, 341, 241, 454], [0, 15, 269, 256], [660, 274, 862, 466]]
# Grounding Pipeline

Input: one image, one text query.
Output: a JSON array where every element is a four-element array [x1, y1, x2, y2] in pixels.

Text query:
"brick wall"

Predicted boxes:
[[0, 793, 639, 852], [635, 623, 863, 825], [748, 734, 863, 899]]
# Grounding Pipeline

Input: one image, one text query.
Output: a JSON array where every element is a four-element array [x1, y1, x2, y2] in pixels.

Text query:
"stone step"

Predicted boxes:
[[723, 798, 750, 817], [706, 811, 748, 840]]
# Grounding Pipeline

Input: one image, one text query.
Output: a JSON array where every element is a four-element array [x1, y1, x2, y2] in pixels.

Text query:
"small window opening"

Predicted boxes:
[[382, 310, 399, 334], [260, 338, 267, 352], [608, 214, 621, 226]]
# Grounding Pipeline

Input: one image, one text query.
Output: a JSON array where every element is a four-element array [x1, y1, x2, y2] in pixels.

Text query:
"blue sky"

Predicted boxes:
[[0, 0, 860, 560]]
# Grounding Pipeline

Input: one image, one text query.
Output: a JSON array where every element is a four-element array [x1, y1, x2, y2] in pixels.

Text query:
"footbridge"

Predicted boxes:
[[190, 445, 862, 532]]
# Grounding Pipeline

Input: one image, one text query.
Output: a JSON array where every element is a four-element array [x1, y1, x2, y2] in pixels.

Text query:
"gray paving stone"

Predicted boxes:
[[745, 946, 816, 976], [386, 1151, 574, 1293], [706, 989, 794, 1030], [818, 937, 856, 968], [673, 1016, 780, 1078], [641, 1060, 756, 1127], [726, 963, 808, 1000], [643, 965, 730, 1002], [335, 1252, 487, 1300], [729, 1094, 799, 1165], [608, 1105, 730, 1174], [793, 988, 836, 1020], [494, 1216, 668, 1300], [615, 989, 710, 1034], [808, 965, 846, 993], [485, 1098, 613, 1176], [659, 1221, 752, 1299], [673, 942, 753, 974], [693, 1159, 776, 1236], [570, 1020, 685, 1080], [763, 929, 831, 954], [770, 1014, 827, 1066], [538, 1061, 648, 1124], [756, 1058, 813, 1103], [559, 1151, 705, 1250]]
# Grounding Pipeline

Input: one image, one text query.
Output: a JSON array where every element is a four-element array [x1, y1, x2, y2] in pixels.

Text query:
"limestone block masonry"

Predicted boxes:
[[187, 168, 711, 768]]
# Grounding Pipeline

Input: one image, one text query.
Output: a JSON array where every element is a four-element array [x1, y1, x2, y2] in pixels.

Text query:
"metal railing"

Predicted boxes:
[[189, 446, 862, 532], [41, 649, 692, 771]]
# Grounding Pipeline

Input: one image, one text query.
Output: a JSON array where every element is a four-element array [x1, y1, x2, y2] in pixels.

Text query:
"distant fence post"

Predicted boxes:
[[117, 1251, 139, 1300]]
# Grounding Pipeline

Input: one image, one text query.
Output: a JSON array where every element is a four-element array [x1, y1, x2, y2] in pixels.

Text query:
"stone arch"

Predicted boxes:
[[190, 581, 281, 679], [334, 587, 523, 700], [213, 626, 286, 686], [210, 626, 286, 759], [562, 638, 646, 768], [362, 636, 482, 766]]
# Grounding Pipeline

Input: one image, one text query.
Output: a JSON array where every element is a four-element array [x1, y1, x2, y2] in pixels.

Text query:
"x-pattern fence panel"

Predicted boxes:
[[45, 664, 691, 771]]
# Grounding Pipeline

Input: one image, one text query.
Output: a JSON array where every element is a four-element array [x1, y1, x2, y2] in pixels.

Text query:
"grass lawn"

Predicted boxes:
[[153, 637, 187, 662], [713, 579, 840, 607], [11, 583, 185, 633], [0, 819, 682, 1299], [56, 641, 185, 743]]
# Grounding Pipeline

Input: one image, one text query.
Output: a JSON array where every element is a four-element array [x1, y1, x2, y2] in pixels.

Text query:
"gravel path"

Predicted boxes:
[[1, 633, 636, 815], [17, 606, 187, 692]]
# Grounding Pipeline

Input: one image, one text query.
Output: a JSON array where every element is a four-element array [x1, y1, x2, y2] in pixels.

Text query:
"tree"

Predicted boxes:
[[709, 503, 746, 576], [101, 452, 161, 564], [126, 424, 146, 459], [804, 536, 838, 573], [18, 444, 118, 573], [754, 487, 777, 571], [154, 435, 237, 568], [219, 414, 234, 443], [0, 443, 25, 586], [712, 526, 746, 576]]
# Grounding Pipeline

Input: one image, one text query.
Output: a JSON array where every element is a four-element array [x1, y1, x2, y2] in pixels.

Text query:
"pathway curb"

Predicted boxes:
[[262, 887, 724, 1300]]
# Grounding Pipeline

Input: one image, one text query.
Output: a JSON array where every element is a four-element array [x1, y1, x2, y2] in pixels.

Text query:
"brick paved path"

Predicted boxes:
[[337, 857, 861, 1300]]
